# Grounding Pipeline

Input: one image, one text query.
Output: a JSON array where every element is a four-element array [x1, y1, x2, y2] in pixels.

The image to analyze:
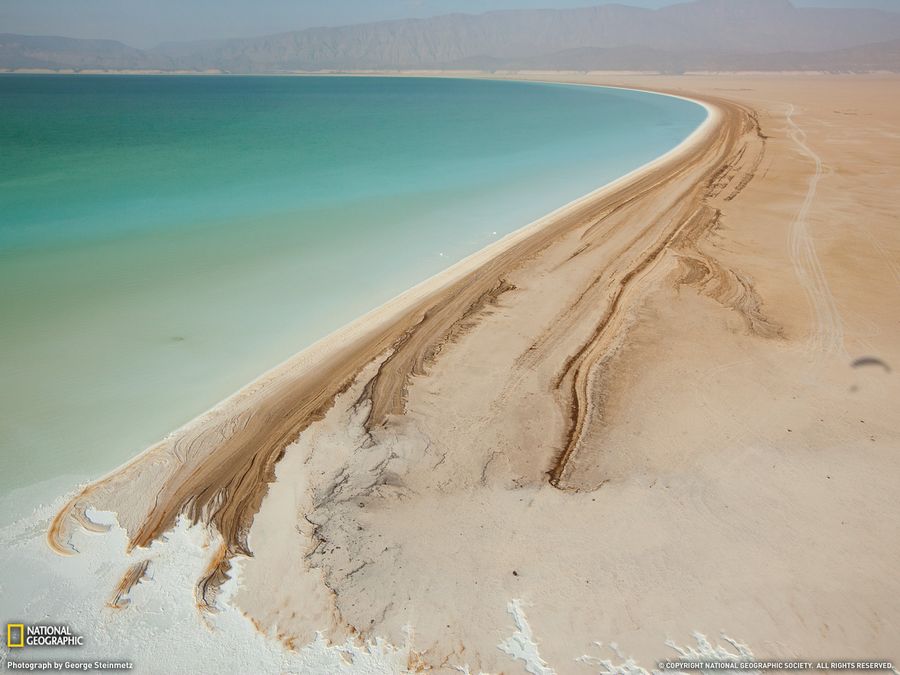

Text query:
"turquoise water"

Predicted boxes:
[[0, 75, 705, 498]]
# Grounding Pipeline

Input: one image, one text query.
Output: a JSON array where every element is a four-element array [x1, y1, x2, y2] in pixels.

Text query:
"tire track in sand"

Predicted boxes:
[[785, 104, 845, 357]]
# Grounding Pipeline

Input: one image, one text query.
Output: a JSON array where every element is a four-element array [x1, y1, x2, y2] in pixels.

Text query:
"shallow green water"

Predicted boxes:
[[0, 75, 705, 499]]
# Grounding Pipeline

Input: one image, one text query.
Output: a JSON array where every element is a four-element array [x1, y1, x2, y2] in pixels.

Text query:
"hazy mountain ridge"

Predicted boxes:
[[498, 39, 900, 73], [0, 34, 155, 70], [3, 0, 900, 73]]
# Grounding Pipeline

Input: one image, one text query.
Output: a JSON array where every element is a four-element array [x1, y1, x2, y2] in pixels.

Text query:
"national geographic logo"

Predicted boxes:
[[7, 624, 24, 649], [6, 623, 84, 648]]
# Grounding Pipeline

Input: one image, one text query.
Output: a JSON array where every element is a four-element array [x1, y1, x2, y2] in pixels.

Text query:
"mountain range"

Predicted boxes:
[[3, 0, 900, 73]]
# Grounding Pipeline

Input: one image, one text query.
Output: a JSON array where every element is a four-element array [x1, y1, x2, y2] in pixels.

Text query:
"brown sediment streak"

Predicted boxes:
[[671, 207, 783, 339], [47, 87, 765, 603], [48, 500, 109, 555], [547, 97, 777, 489], [108, 559, 150, 609], [360, 277, 516, 428], [196, 540, 229, 609]]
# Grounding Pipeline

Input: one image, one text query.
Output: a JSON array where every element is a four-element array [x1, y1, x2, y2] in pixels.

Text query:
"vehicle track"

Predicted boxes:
[[785, 104, 845, 357]]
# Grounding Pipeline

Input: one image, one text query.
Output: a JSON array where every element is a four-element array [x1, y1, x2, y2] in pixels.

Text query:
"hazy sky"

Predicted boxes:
[[2, 0, 898, 48]]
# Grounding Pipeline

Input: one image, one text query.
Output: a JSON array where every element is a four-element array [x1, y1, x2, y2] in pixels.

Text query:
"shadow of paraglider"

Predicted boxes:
[[851, 356, 891, 374]]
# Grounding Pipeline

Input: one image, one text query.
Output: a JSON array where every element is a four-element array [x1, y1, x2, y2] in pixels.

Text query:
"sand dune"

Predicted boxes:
[[49, 74, 900, 672]]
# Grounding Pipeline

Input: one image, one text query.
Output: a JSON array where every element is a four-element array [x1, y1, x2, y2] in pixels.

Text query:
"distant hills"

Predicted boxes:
[[3, 0, 900, 73]]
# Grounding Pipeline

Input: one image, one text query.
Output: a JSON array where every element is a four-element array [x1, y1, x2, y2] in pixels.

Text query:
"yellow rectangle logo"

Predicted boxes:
[[7, 623, 25, 648]]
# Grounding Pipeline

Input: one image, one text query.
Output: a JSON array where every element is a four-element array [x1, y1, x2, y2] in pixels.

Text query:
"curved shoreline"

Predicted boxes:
[[61, 82, 714, 483], [25, 80, 709, 502], [48, 82, 731, 594]]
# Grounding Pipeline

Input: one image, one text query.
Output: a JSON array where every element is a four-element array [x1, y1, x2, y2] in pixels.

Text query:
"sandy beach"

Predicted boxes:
[[47, 73, 900, 672]]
